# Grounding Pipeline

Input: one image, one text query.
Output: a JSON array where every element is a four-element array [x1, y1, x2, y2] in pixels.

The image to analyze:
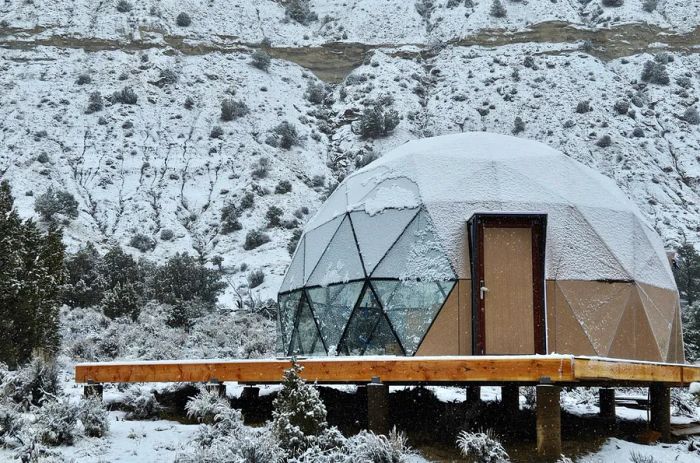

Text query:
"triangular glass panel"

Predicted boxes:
[[307, 215, 365, 287], [372, 210, 455, 281], [289, 295, 326, 356], [364, 312, 404, 356], [278, 291, 302, 354], [374, 280, 455, 355], [338, 286, 383, 356], [280, 237, 305, 293], [307, 282, 364, 355], [303, 215, 343, 283], [350, 208, 419, 274]]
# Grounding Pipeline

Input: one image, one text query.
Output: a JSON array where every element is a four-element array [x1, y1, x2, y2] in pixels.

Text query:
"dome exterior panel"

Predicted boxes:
[[279, 133, 684, 363]]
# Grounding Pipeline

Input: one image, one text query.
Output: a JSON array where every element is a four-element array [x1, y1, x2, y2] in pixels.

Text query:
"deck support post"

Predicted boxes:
[[536, 385, 561, 461], [501, 385, 519, 414], [367, 379, 389, 435], [466, 385, 481, 406], [649, 384, 671, 441], [205, 380, 226, 398], [599, 388, 616, 420], [83, 383, 103, 400]]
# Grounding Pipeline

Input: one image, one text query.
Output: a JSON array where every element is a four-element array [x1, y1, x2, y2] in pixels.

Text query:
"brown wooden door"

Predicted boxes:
[[470, 214, 547, 355], [483, 227, 535, 354]]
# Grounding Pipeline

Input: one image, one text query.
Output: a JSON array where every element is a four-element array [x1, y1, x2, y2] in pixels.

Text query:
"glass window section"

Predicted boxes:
[[278, 291, 302, 354], [307, 282, 364, 354], [372, 210, 455, 281], [338, 287, 383, 356], [364, 312, 404, 356], [374, 280, 455, 355], [307, 215, 365, 287], [289, 296, 326, 356], [280, 237, 305, 293], [350, 208, 418, 275], [303, 215, 343, 283]]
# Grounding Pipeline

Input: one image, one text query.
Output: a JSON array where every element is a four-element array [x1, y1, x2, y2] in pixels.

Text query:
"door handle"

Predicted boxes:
[[480, 281, 489, 300]]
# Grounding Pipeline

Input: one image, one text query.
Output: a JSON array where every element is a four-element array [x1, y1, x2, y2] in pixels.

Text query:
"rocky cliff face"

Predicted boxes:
[[0, 0, 698, 302]]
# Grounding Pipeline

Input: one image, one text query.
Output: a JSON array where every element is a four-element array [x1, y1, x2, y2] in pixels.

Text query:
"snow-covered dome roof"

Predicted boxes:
[[280, 132, 676, 293]]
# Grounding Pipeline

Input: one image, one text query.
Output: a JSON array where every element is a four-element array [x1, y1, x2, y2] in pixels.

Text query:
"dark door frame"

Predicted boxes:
[[467, 213, 548, 355]]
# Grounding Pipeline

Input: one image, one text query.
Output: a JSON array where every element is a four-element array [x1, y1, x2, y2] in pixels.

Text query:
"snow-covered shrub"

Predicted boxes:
[[490, 0, 507, 18], [271, 121, 300, 149], [512, 117, 525, 134], [288, 229, 302, 256], [266, 205, 284, 228], [457, 429, 509, 462], [275, 180, 292, 194], [344, 428, 415, 462], [596, 134, 612, 148], [243, 229, 271, 250], [165, 300, 211, 329], [8, 357, 61, 407], [116, 0, 132, 13], [602, 0, 623, 7], [251, 157, 270, 179], [101, 282, 140, 320], [159, 68, 179, 86], [575, 100, 591, 113], [556, 457, 574, 463], [641, 60, 669, 85], [129, 233, 156, 252], [220, 203, 242, 234], [112, 86, 138, 104], [682, 107, 700, 125], [305, 82, 330, 105], [221, 98, 249, 121], [357, 104, 400, 139], [250, 50, 271, 71], [35, 397, 79, 446], [176, 12, 192, 27], [285, 0, 318, 25], [614, 99, 629, 114], [642, 0, 657, 11], [0, 401, 22, 447], [247, 269, 265, 289], [78, 397, 109, 437], [210, 125, 224, 139], [13, 432, 65, 463], [185, 388, 231, 424], [272, 363, 328, 456], [122, 387, 160, 420], [160, 228, 174, 241], [296, 428, 414, 463], [671, 388, 698, 417], [34, 188, 79, 222]]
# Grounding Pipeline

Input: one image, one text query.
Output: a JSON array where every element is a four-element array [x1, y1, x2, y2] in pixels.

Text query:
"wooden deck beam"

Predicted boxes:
[[74, 355, 700, 386]]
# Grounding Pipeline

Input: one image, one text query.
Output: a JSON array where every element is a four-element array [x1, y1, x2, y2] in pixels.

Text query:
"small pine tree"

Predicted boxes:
[[358, 104, 400, 139], [674, 243, 700, 306], [272, 362, 328, 456], [34, 188, 79, 223], [101, 282, 140, 321]]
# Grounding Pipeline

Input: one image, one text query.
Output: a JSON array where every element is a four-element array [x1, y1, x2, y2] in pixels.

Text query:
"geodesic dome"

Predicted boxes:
[[278, 133, 684, 362]]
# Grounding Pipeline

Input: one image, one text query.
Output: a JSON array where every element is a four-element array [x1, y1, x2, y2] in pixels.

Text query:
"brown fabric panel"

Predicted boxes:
[[631, 287, 662, 362], [416, 283, 460, 356], [636, 284, 674, 360], [607, 300, 636, 360], [546, 281, 557, 353], [557, 281, 632, 356], [638, 283, 678, 324], [457, 280, 472, 355], [666, 308, 685, 363], [483, 227, 534, 354], [550, 282, 596, 356]]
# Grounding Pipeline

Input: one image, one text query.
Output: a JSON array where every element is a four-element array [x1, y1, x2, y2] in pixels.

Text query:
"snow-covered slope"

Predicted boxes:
[[0, 1, 699, 301]]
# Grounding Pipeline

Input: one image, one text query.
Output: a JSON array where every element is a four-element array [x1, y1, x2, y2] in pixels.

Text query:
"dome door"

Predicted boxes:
[[468, 214, 547, 355]]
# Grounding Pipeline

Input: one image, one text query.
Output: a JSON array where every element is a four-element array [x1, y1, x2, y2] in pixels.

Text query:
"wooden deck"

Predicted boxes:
[[75, 355, 700, 386]]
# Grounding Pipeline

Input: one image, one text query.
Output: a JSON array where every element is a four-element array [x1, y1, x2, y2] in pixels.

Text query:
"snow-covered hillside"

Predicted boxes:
[[0, 1, 699, 302]]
